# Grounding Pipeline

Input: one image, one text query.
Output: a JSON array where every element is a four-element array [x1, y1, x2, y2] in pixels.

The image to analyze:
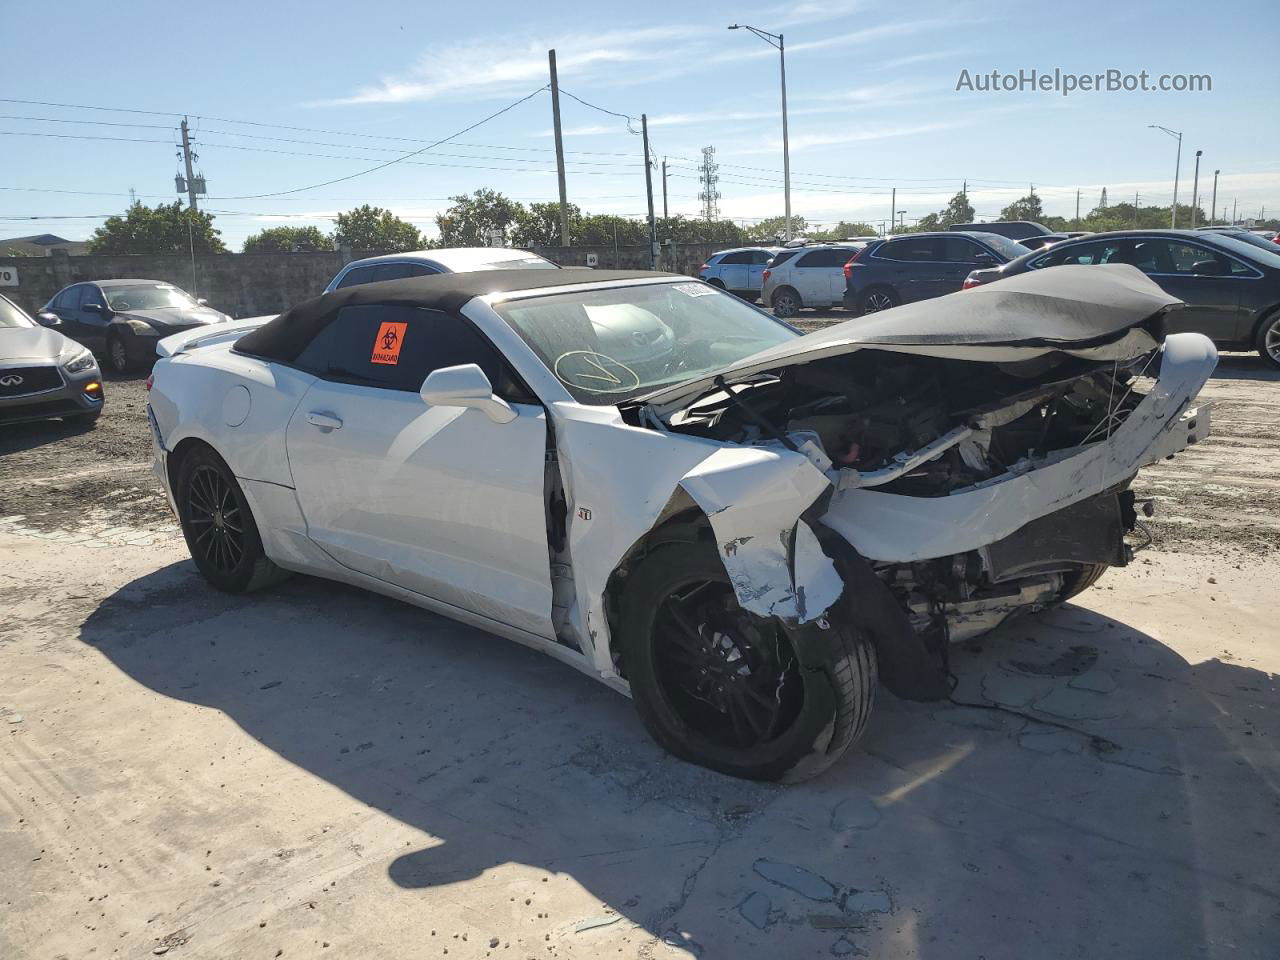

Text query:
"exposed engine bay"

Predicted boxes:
[[638, 345, 1172, 652]]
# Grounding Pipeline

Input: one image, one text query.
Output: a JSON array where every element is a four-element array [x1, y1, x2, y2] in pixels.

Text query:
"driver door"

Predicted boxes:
[[284, 303, 556, 639]]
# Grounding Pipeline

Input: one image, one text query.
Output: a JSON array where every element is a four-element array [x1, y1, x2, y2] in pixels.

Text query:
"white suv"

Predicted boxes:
[[761, 243, 868, 318], [324, 247, 558, 293]]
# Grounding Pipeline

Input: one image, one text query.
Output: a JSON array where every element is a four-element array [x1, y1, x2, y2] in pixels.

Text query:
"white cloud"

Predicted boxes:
[[314, 26, 697, 106]]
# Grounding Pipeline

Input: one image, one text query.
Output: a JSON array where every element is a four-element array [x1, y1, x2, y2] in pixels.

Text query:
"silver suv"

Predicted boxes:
[[760, 242, 869, 318]]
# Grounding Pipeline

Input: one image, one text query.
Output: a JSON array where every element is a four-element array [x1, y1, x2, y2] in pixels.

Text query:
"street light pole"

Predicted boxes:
[[1209, 170, 1220, 227], [1148, 124, 1182, 228], [1190, 149, 1202, 228], [729, 24, 792, 240]]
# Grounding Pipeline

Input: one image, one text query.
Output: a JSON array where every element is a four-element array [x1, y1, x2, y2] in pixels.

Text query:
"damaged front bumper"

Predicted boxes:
[[819, 332, 1215, 565]]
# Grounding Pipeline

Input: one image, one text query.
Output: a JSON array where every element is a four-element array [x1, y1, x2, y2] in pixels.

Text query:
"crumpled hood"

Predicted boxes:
[[642, 264, 1181, 408], [0, 325, 75, 362], [119, 305, 230, 329]]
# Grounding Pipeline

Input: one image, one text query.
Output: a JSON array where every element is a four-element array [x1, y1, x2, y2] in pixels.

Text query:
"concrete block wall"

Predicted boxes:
[[0, 243, 725, 319]]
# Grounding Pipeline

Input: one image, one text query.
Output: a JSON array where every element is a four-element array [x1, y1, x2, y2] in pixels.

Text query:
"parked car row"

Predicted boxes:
[[963, 229, 1280, 367]]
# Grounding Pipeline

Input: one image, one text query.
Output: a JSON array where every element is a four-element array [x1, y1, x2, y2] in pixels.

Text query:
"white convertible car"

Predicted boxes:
[[147, 265, 1214, 781]]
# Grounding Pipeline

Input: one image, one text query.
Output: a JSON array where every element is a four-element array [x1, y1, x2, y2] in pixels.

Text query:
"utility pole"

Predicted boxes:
[[897, 210, 906, 231], [1209, 170, 1220, 226], [641, 114, 657, 269], [1134, 192, 1140, 226], [1075, 189, 1081, 226], [1191, 149, 1202, 227], [548, 50, 570, 247], [1148, 125, 1182, 228], [728, 24, 790, 239], [890, 187, 896, 233], [1232, 197, 1237, 225], [180, 118, 199, 212], [662, 158, 669, 220]]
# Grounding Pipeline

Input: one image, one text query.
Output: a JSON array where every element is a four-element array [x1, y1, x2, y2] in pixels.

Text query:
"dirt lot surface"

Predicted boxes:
[[2, 343, 1278, 959]]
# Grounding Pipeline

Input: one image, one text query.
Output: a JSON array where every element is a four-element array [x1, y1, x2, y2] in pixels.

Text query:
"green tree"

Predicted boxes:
[[938, 192, 975, 228], [89, 201, 226, 255], [242, 225, 334, 253], [333, 205, 422, 252], [435, 190, 523, 247], [577, 214, 646, 246], [999, 193, 1045, 222], [745, 215, 808, 242], [511, 201, 581, 247]]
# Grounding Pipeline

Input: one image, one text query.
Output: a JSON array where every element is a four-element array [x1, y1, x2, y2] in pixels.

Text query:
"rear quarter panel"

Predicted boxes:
[[150, 345, 317, 488]]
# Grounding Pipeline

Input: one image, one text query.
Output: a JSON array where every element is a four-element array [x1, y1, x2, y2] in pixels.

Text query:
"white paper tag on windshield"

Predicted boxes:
[[673, 282, 717, 297]]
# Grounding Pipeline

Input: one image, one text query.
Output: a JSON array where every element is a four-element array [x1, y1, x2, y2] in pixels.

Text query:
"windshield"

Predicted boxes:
[[105, 284, 197, 311], [0, 296, 34, 328], [493, 281, 800, 405], [981, 235, 1033, 259], [1213, 233, 1280, 265]]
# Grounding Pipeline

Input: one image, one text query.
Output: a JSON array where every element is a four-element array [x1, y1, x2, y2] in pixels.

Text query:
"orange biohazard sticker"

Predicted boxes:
[[370, 321, 408, 365]]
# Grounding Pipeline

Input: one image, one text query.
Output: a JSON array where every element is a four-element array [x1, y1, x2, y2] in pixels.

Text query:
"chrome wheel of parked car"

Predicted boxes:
[[1258, 314, 1280, 369], [108, 334, 131, 374], [859, 289, 900, 314], [771, 288, 801, 319]]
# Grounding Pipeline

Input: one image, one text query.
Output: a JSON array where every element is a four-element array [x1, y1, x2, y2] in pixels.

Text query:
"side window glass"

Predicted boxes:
[[1167, 242, 1232, 276], [335, 265, 377, 289], [795, 251, 825, 268], [940, 238, 982, 262], [882, 239, 941, 262], [56, 286, 81, 309], [298, 305, 519, 397], [719, 252, 752, 265], [372, 262, 414, 282], [82, 286, 106, 308], [408, 263, 439, 277], [752, 250, 774, 265]]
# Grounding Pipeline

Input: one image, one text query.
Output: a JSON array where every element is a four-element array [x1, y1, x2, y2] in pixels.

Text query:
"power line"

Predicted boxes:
[[201, 86, 550, 200]]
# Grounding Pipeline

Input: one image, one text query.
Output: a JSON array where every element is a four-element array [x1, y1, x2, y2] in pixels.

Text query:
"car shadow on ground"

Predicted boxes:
[[0, 414, 97, 455], [78, 562, 1279, 957]]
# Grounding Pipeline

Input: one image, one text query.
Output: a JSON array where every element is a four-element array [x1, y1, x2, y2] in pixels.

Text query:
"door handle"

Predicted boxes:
[[306, 411, 343, 431]]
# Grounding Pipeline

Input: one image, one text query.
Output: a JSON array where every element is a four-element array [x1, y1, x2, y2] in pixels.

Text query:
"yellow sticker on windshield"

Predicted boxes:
[[371, 321, 407, 365]]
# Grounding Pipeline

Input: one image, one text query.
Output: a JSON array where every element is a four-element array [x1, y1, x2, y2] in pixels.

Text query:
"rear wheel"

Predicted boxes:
[[771, 287, 802, 319], [858, 287, 900, 315], [619, 543, 876, 782], [176, 445, 287, 593], [1256, 312, 1280, 369]]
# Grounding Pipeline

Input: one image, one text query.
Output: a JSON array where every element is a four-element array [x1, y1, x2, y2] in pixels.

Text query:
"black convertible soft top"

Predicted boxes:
[[236, 268, 678, 362]]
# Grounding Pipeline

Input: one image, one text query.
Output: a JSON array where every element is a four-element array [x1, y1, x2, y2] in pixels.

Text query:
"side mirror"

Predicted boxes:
[[1189, 259, 1224, 277], [419, 363, 516, 424], [82, 302, 104, 314], [37, 311, 62, 327]]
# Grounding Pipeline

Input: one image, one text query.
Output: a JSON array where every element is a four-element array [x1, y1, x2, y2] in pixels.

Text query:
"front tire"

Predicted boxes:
[[176, 445, 287, 593], [1256, 312, 1280, 369], [619, 543, 876, 782]]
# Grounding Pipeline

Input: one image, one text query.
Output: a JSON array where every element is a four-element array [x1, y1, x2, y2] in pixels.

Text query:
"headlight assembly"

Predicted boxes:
[[62, 348, 97, 374]]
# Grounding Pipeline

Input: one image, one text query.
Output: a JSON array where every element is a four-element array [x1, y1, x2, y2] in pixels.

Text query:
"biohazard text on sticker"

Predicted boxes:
[[371, 321, 408, 365]]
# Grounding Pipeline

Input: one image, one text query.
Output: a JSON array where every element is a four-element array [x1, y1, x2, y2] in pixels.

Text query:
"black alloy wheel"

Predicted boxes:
[[653, 580, 802, 750], [185, 463, 246, 575]]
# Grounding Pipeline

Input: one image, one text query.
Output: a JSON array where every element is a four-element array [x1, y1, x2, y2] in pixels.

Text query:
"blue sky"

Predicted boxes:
[[3, 0, 1277, 247]]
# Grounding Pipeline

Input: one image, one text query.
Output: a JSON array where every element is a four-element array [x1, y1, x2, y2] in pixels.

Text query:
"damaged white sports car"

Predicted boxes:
[[147, 265, 1214, 781]]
